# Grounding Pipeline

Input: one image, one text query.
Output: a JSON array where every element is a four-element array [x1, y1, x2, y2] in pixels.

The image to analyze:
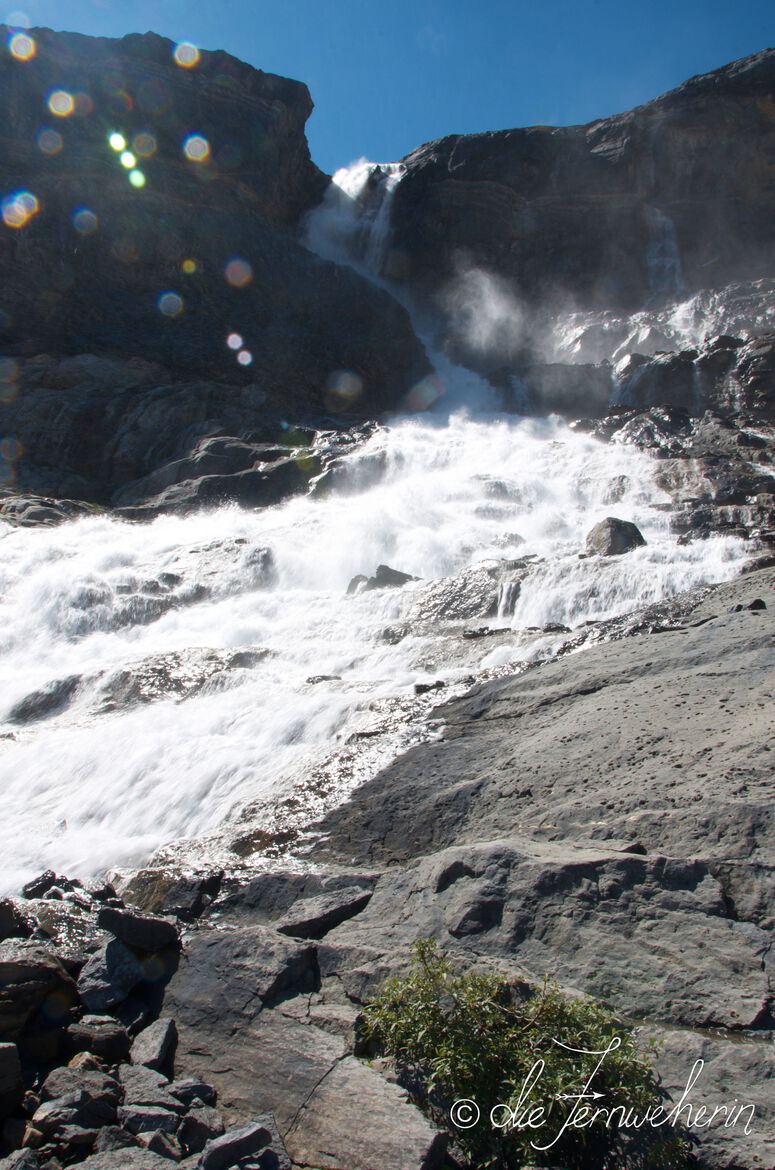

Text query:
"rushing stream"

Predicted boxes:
[[0, 161, 750, 892]]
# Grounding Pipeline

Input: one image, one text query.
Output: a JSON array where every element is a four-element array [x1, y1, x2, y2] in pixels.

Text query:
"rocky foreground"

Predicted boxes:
[[0, 566, 772, 1170]]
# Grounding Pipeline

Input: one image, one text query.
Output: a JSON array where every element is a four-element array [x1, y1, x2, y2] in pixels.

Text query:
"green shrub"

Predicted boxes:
[[362, 940, 689, 1169]]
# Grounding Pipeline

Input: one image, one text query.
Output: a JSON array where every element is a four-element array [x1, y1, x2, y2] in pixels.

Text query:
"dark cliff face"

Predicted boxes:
[[0, 25, 429, 412], [389, 48, 775, 314]]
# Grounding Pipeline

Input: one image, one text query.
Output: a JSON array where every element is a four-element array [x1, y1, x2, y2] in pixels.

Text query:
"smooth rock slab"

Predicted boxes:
[[117, 1103, 181, 1135], [276, 887, 372, 940], [285, 1056, 447, 1170], [586, 516, 646, 555]]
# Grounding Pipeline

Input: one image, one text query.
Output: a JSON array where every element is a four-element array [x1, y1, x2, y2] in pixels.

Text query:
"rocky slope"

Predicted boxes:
[[389, 48, 775, 316], [1, 570, 771, 1170]]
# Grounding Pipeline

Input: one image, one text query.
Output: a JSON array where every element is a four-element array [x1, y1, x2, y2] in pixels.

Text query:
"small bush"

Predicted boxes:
[[362, 940, 689, 1169]]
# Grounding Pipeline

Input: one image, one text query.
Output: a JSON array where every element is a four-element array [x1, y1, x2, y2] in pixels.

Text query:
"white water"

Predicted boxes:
[[0, 160, 750, 891]]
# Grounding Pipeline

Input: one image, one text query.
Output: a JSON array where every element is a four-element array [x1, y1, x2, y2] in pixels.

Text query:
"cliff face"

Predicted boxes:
[[0, 26, 428, 406], [389, 49, 775, 313]]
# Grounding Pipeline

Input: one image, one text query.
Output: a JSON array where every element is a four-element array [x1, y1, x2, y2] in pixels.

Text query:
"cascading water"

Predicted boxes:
[[0, 160, 750, 892]]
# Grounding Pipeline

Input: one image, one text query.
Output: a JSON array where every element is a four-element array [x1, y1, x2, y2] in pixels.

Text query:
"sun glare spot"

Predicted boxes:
[[133, 132, 157, 159], [72, 208, 98, 235], [174, 42, 200, 68], [48, 90, 75, 118], [37, 128, 63, 155], [227, 332, 243, 350], [9, 32, 35, 60], [108, 132, 126, 152], [181, 258, 198, 274], [2, 189, 39, 229], [224, 258, 253, 288], [157, 291, 184, 317], [237, 350, 253, 366], [183, 134, 210, 162], [128, 169, 146, 188], [120, 150, 137, 169]]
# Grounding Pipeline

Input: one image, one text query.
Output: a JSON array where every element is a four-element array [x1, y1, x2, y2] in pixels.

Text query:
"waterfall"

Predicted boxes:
[[0, 161, 751, 892], [645, 205, 686, 302]]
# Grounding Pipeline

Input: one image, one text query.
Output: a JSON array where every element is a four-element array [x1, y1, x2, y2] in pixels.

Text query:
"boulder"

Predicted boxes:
[[119, 1065, 185, 1116], [198, 1118, 289, 1170], [0, 941, 77, 1040], [39, 1067, 119, 1109], [177, 1106, 225, 1155], [129, 1018, 178, 1075], [364, 564, 418, 591], [66, 1016, 131, 1061], [585, 516, 646, 556], [116, 1104, 180, 1136], [0, 904, 32, 945], [96, 908, 179, 954], [77, 942, 145, 1013], [276, 888, 373, 940]]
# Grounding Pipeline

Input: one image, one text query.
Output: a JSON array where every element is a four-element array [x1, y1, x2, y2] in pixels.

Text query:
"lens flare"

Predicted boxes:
[[73, 92, 94, 116], [157, 291, 183, 317], [224, 258, 252, 288], [133, 132, 157, 159], [8, 32, 35, 60], [324, 369, 364, 412], [108, 132, 126, 151], [2, 189, 39, 229], [128, 169, 146, 189], [237, 350, 253, 366], [48, 90, 75, 118], [183, 134, 210, 163], [72, 208, 98, 235], [173, 42, 200, 68], [120, 150, 137, 169], [37, 128, 63, 155], [181, 258, 197, 274], [226, 332, 243, 350]]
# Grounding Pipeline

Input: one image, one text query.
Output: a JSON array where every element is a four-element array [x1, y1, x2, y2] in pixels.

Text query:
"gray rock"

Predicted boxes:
[[585, 516, 646, 556], [137, 1129, 183, 1160], [0, 1043, 23, 1120], [76, 1150, 174, 1169], [119, 1065, 185, 1115], [117, 1104, 180, 1136], [77, 942, 145, 1013], [130, 1018, 178, 1075], [168, 1081, 216, 1110], [178, 1106, 224, 1155], [39, 1067, 119, 1109], [92, 1126, 138, 1153], [32, 1089, 116, 1134], [197, 1118, 288, 1170], [0, 1152, 41, 1169], [96, 908, 179, 954], [364, 564, 418, 591], [285, 1056, 447, 1170], [0, 941, 77, 1040], [276, 887, 373, 939], [66, 1016, 131, 1061]]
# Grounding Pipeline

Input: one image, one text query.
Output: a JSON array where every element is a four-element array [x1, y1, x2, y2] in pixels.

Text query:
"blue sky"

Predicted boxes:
[[6, 0, 774, 172]]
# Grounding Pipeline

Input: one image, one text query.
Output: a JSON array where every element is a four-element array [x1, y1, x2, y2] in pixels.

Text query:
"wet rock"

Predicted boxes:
[[364, 564, 418, 590], [276, 888, 373, 940], [7, 678, 81, 726], [0, 1044, 23, 1120], [21, 874, 80, 902], [77, 942, 145, 1013], [346, 574, 368, 595], [118, 872, 222, 924], [0, 902, 33, 944], [177, 1106, 224, 1156], [585, 516, 646, 556], [96, 908, 179, 954], [130, 1018, 178, 1076], [198, 1118, 289, 1170]]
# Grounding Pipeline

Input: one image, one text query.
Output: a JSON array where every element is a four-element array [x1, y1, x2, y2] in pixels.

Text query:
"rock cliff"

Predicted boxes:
[[389, 49, 775, 315]]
